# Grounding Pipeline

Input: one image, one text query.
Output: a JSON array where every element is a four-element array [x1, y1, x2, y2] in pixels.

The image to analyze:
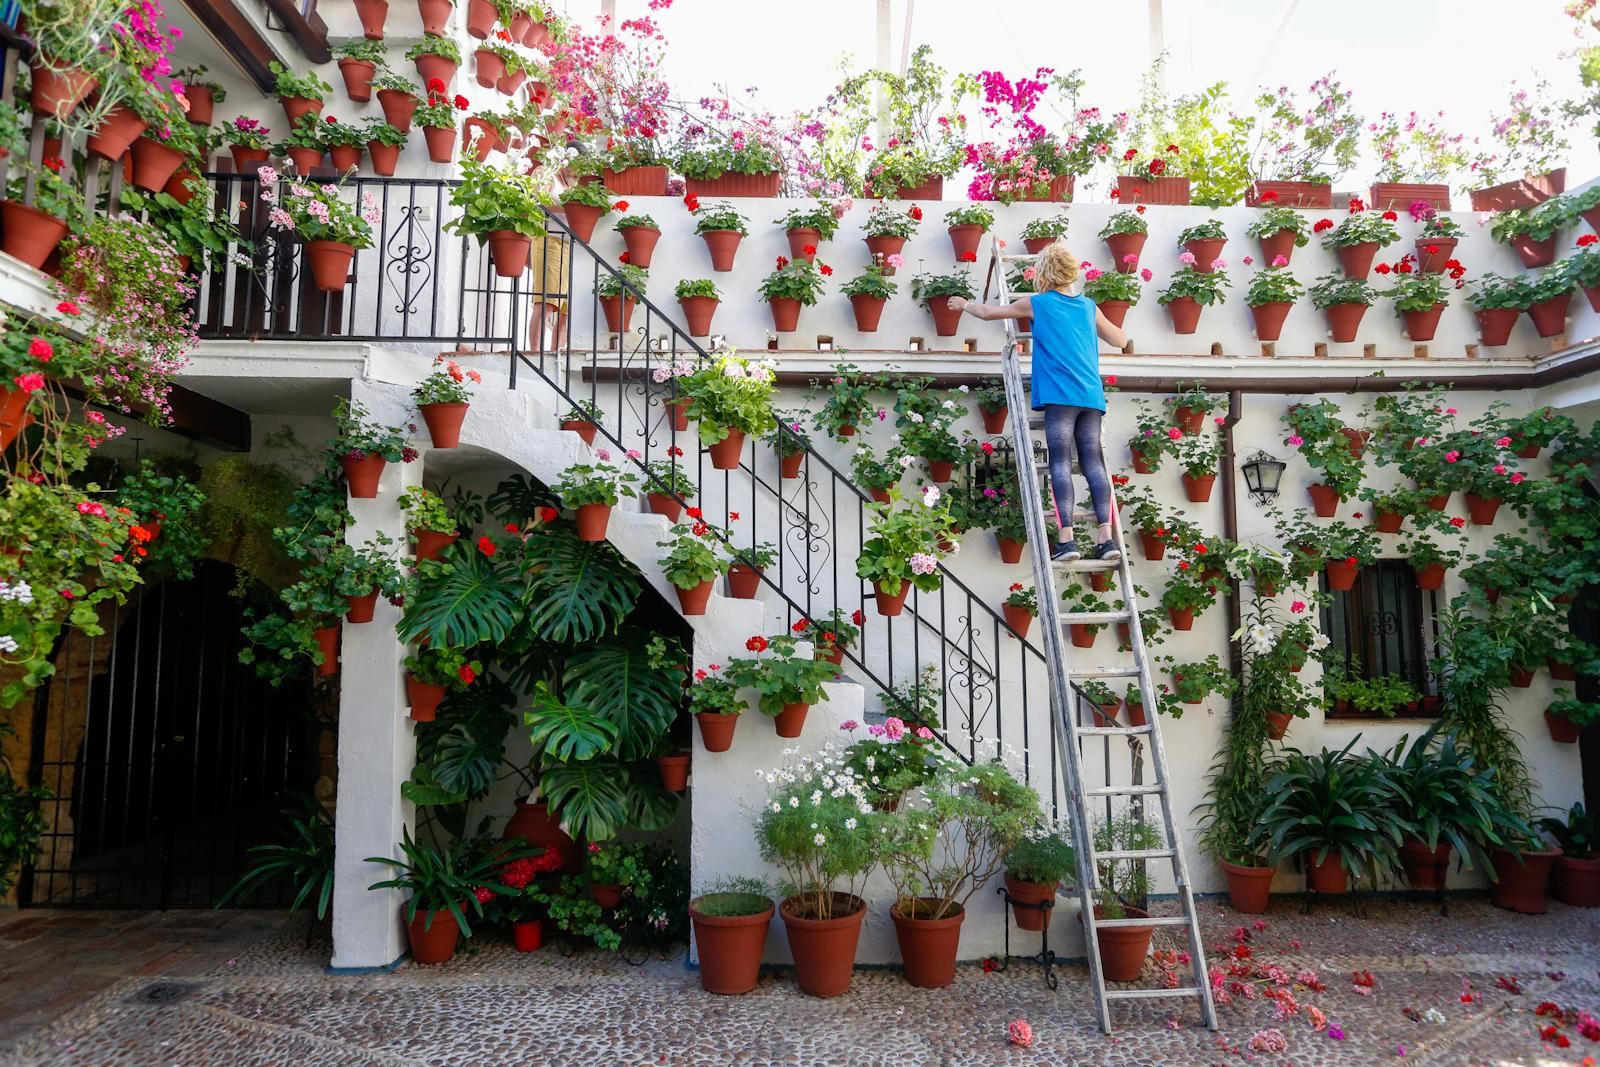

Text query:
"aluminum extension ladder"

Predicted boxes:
[[987, 238, 1217, 1034]]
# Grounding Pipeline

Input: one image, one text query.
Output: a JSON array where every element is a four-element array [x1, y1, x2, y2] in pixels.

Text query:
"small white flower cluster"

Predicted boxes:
[[0, 580, 33, 604], [0, 635, 18, 654]]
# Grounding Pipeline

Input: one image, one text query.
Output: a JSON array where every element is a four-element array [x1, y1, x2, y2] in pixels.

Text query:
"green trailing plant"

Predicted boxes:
[[1489, 203, 1564, 245], [445, 160, 551, 240], [1176, 217, 1227, 244], [552, 464, 638, 509], [269, 60, 332, 101], [841, 263, 898, 299], [1323, 664, 1417, 717], [678, 351, 778, 445], [113, 459, 206, 581], [674, 278, 721, 301]]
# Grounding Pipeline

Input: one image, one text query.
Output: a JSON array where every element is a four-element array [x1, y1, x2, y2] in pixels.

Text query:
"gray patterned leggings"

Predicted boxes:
[[1042, 404, 1112, 529]]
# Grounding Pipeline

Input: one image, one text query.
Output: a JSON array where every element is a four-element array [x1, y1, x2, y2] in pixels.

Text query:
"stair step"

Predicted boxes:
[[1059, 610, 1132, 625], [1084, 784, 1165, 797], [1094, 915, 1193, 929], [1070, 664, 1140, 680], [1104, 987, 1203, 1001], [1093, 848, 1176, 862], [1076, 724, 1153, 737]]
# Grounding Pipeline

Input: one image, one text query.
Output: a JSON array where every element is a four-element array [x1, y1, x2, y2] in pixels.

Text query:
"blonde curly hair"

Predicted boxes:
[[1032, 239, 1081, 292]]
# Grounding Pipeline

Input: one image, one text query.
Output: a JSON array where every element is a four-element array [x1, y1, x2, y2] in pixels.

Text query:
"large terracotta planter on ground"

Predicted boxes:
[[1104, 232, 1146, 273], [599, 295, 636, 333], [768, 296, 801, 332], [684, 171, 781, 198], [1336, 242, 1379, 279], [1090, 904, 1153, 982], [1323, 302, 1369, 342], [305, 240, 355, 292], [1488, 847, 1561, 914], [1246, 180, 1331, 208], [1220, 861, 1274, 914], [574, 503, 612, 542], [1402, 304, 1444, 342], [1552, 855, 1600, 908], [502, 800, 580, 873], [1249, 302, 1291, 340], [1527, 294, 1571, 337], [695, 711, 739, 752], [675, 580, 714, 616], [408, 910, 461, 964], [874, 580, 911, 617], [849, 294, 886, 332], [708, 429, 745, 470], [1369, 182, 1450, 211], [891, 900, 965, 988], [1475, 308, 1519, 347], [679, 295, 718, 337], [785, 227, 820, 262], [339, 452, 386, 498], [0, 201, 68, 269], [780, 893, 866, 997], [1414, 238, 1458, 274], [773, 702, 809, 738], [1116, 175, 1189, 205], [1166, 297, 1203, 334], [690, 897, 774, 994], [700, 229, 741, 272], [1399, 839, 1452, 891], [1305, 853, 1348, 894], [407, 673, 446, 722], [1003, 875, 1057, 930], [420, 402, 468, 448]]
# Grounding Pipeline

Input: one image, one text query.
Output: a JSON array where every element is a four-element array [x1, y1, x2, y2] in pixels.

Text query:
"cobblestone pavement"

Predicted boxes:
[[2, 896, 1598, 1066]]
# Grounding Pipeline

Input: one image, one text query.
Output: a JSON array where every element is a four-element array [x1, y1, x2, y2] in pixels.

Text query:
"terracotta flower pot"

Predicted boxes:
[[768, 296, 801, 333], [1400, 838, 1452, 891], [978, 406, 1008, 436], [229, 145, 270, 172], [1220, 861, 1274, 914], [728, 563, 762, 599], [0, 201, 68, 269], [502, 800, 580, 873], [1323, 302, 1369, 343], [511, 920, 543, 952], [601, 165, 668, 195], [785, 227, 821, 262], [1116, 174, 1190, 205], [1488, 847, 1562, 914], [946, 224, 984, 261], [1423, 493, 1450, 512], [416, 0, 453, 33], [1552, 855, 1600, 908], [1181, 472, 1216, 503], [1527, 293, 1571, 338], [1510, 234, 1556, 269], [849, 294, 886, 332], [1090, 904, 1153, 982], [1003, 875, 1057, 931], [1414, 237, 1457, 274], [86, 105, 147, 159], [407, 909, 461, 964], [1097, 299, 1131, 328], [1256, 228, 1300, 266], [657, 752, 690, 792], [778, 451, 803, 479], [1069, 624, 1097, 649], [313, 625, 340, 677], [646, 492, 682, 522], [618, 224, 662, 268], [891, 900, 965, 988], [708, 429, 745, 470], [339, 451, 386, 497], [1335, 241, 1378, 279], [1002, 602, 1034, 639], [280, 95, 323, 128], [700, 229, 741, 272], [1413, 563, 1445, 591], [1247, 180, 1332, 208], [562, 202, 604, 243], [1475, 307, 1519, 346], [1465, 494, 1501, 526], [1172, 406, 1206, 434], [1166, 297, 1203, 334], [874, 580, 911, 617], [354, 0, 388, 37], [305, 240, 355, 293], [683, 171, 782, 198], [339, 57, 377, 102], [1105, 232, 1146, 273], [128, 135, 186, 192], [590, 882, 625, 909], [413, 55, 458, 89], [1547, 710, 1581, 744], [674, 580, 714, 615], [1022, 236, 1054, 254], [1508, 665, 1535, 689], [414, 529, 459, 562], [773, 702, 809, 738], [1184, 237, 1226, 272], [574, 503, 612, 542], [29, 60, 98, 120], [1402, 303, 1445, 341], [678, 295, 718, 337], [472, 47, 504, 88], [284, 145, 323, 173], [923, 296, 961, 336], [1249, 301, 1291, 341], [488, 230, 532, 278], [1550, 659, 1577, 682], [665, 399, 690, 432], [1133, 529, 1164, 561], [690, 897, 773, 994], [695, 711, 739, 752], [1167, 606, 1195, 631], [1373, 510, 1404, 534], [1305, 853, 1348, 894], [865, 234, 906, 271], [1307, 483, 1341, 517], [407, 673, 446, 722], [1325, 558, 1360, 592], [599, 295, 636, 333], [367, 141, 401, 176], [1265, 710, 1292, 740], [997, 536, 1024, 564], [496, 69, 526, 96], [560, 419, 597, 445], [780, 893, 866, 997], [378, 89, 419, 132], [419, 401, 469, 448], [345, 589, 379, 624]]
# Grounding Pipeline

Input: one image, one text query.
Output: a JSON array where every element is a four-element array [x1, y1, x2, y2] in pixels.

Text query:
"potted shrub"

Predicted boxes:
[[362, 119, 408, 176], [671, 278, 722, 338], [689, 878, 774, 994], [402, 643, 480, 721], [1466, 272, 1531, 347], [1088, 811, 1163, 980], [1157, 263, 1230, 334], [1171, 426, 1221, 502], [1307, 273, 1378, 343], [758, 256, 829, 333], [841, 263, 897, 332], [657, 521, 729, 615], [330, 398, 410, 498], [556, 183, 614, 244], [1082, 267, 1142, 329], [1020, 213, 1070, 255], [1414, 213, 1464, 274], [261, 175, 378, 292], [1317, 207, 1398, 279], [1244, 262, 1302, 340], [335, 39, 384, 102], [1098, 210, 1149, 273], [367, 827, 530, 965], [1539, 803, 1600, 908], [398, 487, 459, 561], [909, 269, 975, 338], [691, 200, 748, 272], [374, 71, 422, 132], [678, 351, 778, 470], [613, 212, 661, 268], [689, 663, 745, 752], [553, 463, 638, 541], [1487, 830, 1563, 915], [1255, 740, 1405, 894], [1385, 265, 1450, 342], [1003, 822, 1074, 930], [775, 201, 841, 262], [220, 116, 272, 172], [269, 60, 331, 126], [727, 633, 836, 737], [677, 135, 782, 197], [880, 756, 1039, 988], [754, 748, 885, 997], [1521, 263, 1575, 338], [583, 841, 648, 909], [1489, 203, 1562, 269], [1001, 582, 1036, 639], [1244, 206, 1310, 267], [444, 159, 550, 278], [863, 202, 922, 271], [594, 263, 648, 334], [408, 34, 462, 87], [857, 488, 955, 616], [942, 203, 994, 262]]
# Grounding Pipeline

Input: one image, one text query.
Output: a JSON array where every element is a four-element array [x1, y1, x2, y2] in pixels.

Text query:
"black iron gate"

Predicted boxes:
[[22, 560, 319, 907]]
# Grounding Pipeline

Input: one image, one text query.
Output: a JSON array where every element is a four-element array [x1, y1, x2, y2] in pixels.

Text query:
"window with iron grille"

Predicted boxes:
[[1319, 559, 1438, 719]]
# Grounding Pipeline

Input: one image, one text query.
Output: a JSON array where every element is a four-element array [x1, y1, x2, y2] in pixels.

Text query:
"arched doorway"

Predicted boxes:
[[22, 560, 320, 907]]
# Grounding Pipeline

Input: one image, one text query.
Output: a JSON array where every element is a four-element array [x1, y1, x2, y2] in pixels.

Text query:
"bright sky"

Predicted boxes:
[[573, 0, 1600, 192]]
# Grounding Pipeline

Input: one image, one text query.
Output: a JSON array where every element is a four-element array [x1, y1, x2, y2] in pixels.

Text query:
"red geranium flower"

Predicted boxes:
[[803, 245, 817, 256], [453, 94, 469, 109], [1122, 148, 1138, 161], [428, 77, 446, 92], [820, 263, 833, 274], [686, 506, 703, 519], [1312, 218, 1334, 233], [478, 536, 497, 556], [793, 618, 809, 632], [683, 194, 701, 212], [745, 635, 769, 652], [615, 200, 630, 212], [908, 205, 923, 220], [55, 300, 81, 315], [1348, 197, 1365, 213], [459, 664, 477, 684], [775, 256, 789, 269], [1261, 190, 1279, 202], [1381, 210, 1398, 221], [618, 251, 630, 263], [1375, 262, 1392, 274], [1147, 158, 1166, 176], [957, 251, 976, 262], [851, 609, 863, 625], [539, 506, 559, 523], [1580, 233, 1599, 247]]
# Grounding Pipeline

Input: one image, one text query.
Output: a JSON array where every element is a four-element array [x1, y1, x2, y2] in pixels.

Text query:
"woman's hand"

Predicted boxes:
[[947, 296, 970, 314]]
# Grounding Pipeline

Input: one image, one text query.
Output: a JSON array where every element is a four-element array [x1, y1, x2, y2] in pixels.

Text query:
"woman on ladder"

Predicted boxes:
[[948, 240, 1129, 562]]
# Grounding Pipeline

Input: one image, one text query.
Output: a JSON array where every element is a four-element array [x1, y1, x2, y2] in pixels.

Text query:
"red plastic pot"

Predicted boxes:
[[1488, 847, 1561, 914], [502, 800, 580, 872], [785, 227, 821, 263], [727, 563, 762, 599], [312, 625, 339, 677], [495, 69, 526, 96], [849, 294, 886, 332], [700, 229, 741, 272], [891, 900, 965, 989], [1335, 241, 1378, 279], [708, 429, 745, 470], [657, 752, 690, 792], [129, 135, 186, 193], [768, 296, 801, 333], [666, 399, 690, 432], [407, 673, 446, 722], [1181, 472, 1216, 503], [1069, 624, 1097, 649], [1002, 602, 1034, 639], [339, 452, 386, 498], [1307, 483, 1341, 517], [1402, 303, 1445, 342], [1172, 406, 1206, 434], [1325, 558, 1360, 592], [1509, 665, 1535, 689], [1220, 861, 1274, 914], [573, 503, 614, 542], [1249, 302, 1291, 341], [472, 47, 504, 88], [1527, 293, 1571, 338], [285, 146, 324, 173], [414, 529, 459, 562], [407, 910, 460, 964], [1465, 494, 1502, 526], [1475, 307, 1519, 347], [774, 702, 809, 738], [781, 893, 866, 998], [1414, 237, 1457, 274], [420, 401, 469, 448], [1104, 231, 1146, 273], [1323, 302, 1369, 343], [511, 920, 543, 952], [1003, 875, 1057, 931], [678, 295, 718, 338], [645, 492, 682, 522], [997, 536, 1024, 564], [696, 711, 739, 752], [305, 240, 355, 292], [1137, 529, 1165, 561], [946, 224, 984, 261], [874, 580, 911, 617], [619, 224, 661, 268]]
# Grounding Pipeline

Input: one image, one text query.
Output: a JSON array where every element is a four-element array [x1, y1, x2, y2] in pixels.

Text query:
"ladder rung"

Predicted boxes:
[[1058, 610, 1131, 625], [1104, 987, 1203, 1000], [1076, 724, 1153, 736], [1084, 784, 1165, 797], [1093, 848, 1175, 862], [1055, 558, 1119, 572], [1000, 253, 1037, 262], [1069, 664, 1139, 679], [1094, 915, 1193, 929]]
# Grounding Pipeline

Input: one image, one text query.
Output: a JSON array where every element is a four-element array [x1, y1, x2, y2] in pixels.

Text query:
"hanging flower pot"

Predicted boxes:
[[708, 429, 745, 470], [1325, 557, 1360, 591], [506, 9, 533, 43], [1527, 293, 1571, 338], [1088, 904, 1155, 982], [1002, 602, 1033, 639], [781, 893, 866, 997], [305, 240, 356, 293], [1305, 853, 1348, 894], [574, 503, 612, 542], [1167, 606, 1195, 631], [313, 625, 340, 677], [589, 882, 624, 909], [1257, 579, 1277, 597], [1136, 529, 1165, 561], [1165, 296, 1203, 334], [619, 224, 662, 268], [329, 144, 363, 172], [1105, 232, 1146, 273], [340, 57, 378, 101], [1335, 241, 1379, 279], [1545, 709, 1580, 743], [768, 297, 801, 333], [339, 452, 387, 497], [1181, 472, 1216, 503], [407, 673, 446, 721], [1414, 238, 1457, 274], [229, 144, 271, 172], [561, 202, 604, 243], [924, 295, 963, 337], [473, 47, 504, 87], [1422, 492, 1450, 512], [785, 227, 820, 262], [701, 229, 742, 272], [1256, 228, 1300, 266], [413, 55, 458, 88], [280, 95, 323, 127], [874, 580, 911, 617], [1323, 302, 1369, 343], [696, 711, 739, 752], [946, 224, 984, 260], [285, 145, 324, 172], [1220, 861, 1274, 914], [1413, 563, 1446, 591], [599, 295, 637, 333], [416, 0, 453, 33], [891, 899, 965, 989], [496, 68, 526, 96], [656, 752, 690, 793], [354, 0, 388, 36], [86, 105, 148, 160], [1248, 302, 1292, 341], [345, 589, 379, 623], [127, 135, 186, 192], [923, 459, 954, 484], [511, 920, 543, 952], [1097, 300, 1131, 328], [465, 0, 496, 35], [1265, 709, 1292, 740], [1508, 665, 1535, 688], [645, 492, 682, 522], [1184, 238, 1226, 272], [979, 405, 1007, 435], [1464, 493, 1502, 526], [29, 60, 98, 120], [1373, 510, 1404, 534], [865, 234, 906, 271], [690, 896, 773, 994], [1510, 234, 1557, 269], [407, 909, 461, 964], [414, 529, 459, 561], [678, 295, 719, 337], [487, 230, 532, 278], [1089, 571, 1112, 593], [559, 419, 597, 445], [1069, 624, 1097, 649], [728, 563, 763, 599], [1022, 237, 1054, 254], [1172, 406, 1206, 434], [774, 702, 809, 738], [997, 536, 1024, 564], [378, 89, 419, 132], [0, 201, 68, 269], [367, 141, 401, 176], [1402, 304, 1445, 342], [1487, 846, 1561, 914], [849, 294, 886, 332], [665, 399, 690, 432], [1475, 307, 1519, 347], [1550, 658, 1577, 682], [419, 402, 469, 448], [1307, 483, 1341, 517]]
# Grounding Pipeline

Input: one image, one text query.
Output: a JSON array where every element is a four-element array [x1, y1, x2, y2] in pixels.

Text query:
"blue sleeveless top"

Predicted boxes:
[[1028, 290, 1104, 412]]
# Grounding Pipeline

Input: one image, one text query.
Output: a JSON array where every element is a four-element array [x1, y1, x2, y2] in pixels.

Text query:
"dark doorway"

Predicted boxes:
[[23, 560, 319, 907]]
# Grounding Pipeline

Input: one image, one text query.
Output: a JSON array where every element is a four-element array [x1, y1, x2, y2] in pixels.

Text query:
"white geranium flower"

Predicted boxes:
[[909, 412, 924, 423]]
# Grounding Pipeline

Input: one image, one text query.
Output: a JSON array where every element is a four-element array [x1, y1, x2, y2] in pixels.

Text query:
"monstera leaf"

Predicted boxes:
[[402, 762, 467, 807], [520, 524, 641, 643], [525, 681, 618, 762], [487, 473, 557, 524], [625, 776, 681, 832], [566, 632, 683, 760], [398, 550, 523, 647], [539, 759, 631, 842]]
